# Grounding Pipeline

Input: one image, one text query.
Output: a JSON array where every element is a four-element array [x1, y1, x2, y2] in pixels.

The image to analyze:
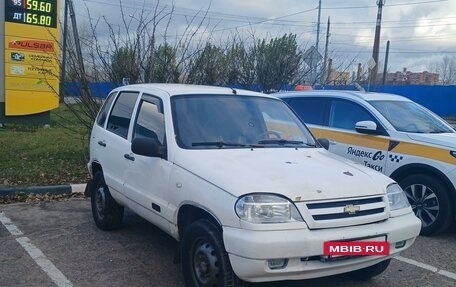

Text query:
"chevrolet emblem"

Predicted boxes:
[[344, 204, 360, 215]]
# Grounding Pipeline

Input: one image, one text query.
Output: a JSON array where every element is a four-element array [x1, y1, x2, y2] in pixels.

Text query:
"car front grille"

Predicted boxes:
[[296, 195, 389, 229]]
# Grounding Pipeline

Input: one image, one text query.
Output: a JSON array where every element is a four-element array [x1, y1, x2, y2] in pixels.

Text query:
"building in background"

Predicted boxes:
[[326, 69, 350, 85], [384, 68, 439, 85]]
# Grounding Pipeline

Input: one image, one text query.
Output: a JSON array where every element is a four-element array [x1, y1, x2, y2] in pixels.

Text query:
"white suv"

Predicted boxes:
[[276, 90, 456, 236], [87, 84, 420, 286]]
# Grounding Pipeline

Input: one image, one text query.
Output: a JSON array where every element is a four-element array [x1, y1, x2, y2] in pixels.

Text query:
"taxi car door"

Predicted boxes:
[[322, 99, 390, 173]]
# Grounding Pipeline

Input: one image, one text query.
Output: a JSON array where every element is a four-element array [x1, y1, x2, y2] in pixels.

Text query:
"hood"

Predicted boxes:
[[407, 133, 456, 149], [174, 148, 392, 201]]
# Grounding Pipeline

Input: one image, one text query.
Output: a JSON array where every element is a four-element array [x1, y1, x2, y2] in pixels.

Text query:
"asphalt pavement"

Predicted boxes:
[[1, 198, 456, 287]]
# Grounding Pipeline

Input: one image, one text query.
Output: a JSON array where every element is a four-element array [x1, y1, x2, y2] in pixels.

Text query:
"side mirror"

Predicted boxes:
[[317, 138, 330, 150], [355, 121, 378, 135], [131, 137, 165, 158]]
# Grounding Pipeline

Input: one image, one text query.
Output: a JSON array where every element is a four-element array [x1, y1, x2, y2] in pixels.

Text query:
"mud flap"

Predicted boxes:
[[84, 178, 95, 197]]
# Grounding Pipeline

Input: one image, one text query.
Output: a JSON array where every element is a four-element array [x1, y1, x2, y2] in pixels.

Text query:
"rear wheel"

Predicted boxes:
[[181, 219, 246, 287], [350, 259, 391, 281], [399, 174, 452, 236], [90, 171, 124, 231]]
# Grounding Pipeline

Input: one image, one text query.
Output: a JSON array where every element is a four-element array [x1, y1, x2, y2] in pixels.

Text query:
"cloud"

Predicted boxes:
[[74, 0, 456, 73]]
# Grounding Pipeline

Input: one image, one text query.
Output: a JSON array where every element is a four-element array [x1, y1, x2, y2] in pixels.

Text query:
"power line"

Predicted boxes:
[[322, 0, 448, 10], [79, 0, 454, 32], [332, 42, 456, 54], [81, 0, 315, 24]]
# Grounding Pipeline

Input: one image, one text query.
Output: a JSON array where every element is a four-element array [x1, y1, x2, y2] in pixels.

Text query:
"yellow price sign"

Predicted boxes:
[[4, 0, 60, 116]]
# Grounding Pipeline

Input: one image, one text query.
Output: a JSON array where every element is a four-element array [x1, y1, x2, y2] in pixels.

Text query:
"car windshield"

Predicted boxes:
[[369, 100, 454, 133], [172, 94, 317, 149]]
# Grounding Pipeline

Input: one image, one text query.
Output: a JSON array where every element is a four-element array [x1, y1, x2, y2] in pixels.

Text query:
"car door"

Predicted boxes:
[[286, 96, 390, 174], [123, 93, 173, 231], [99, 91, 140, 194], [322, 98, 390, 173]]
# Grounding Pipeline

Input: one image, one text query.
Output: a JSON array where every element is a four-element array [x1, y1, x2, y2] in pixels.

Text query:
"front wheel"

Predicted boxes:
[[350, 259, 390, 281], [181, 219, 245, 287], [399, 174, 452, 236]]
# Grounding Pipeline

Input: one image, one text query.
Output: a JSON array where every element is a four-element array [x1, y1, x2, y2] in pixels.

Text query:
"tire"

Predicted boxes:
[[90, 171, 124, 231], [350, 259, 391, 281], [181, 219, 246, 287], [399, 174, 452, 236]]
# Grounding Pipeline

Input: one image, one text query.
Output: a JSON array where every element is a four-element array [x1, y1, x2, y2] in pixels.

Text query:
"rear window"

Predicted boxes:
[[96, 91, 118, 127]]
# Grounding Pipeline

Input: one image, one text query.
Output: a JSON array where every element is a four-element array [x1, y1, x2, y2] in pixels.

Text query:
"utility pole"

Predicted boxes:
[[382, 40, 390, 85], [311, 0, 322, 85], [322, 16, 330, 86], [316, 0, 322, 52], [59, 0, 69, 102], [371, 0, 385, 84], [68, 0, 89, 99]]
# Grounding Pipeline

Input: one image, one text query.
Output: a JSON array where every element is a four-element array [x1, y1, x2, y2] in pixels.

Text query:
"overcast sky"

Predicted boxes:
[[76, 0, 456, 74]]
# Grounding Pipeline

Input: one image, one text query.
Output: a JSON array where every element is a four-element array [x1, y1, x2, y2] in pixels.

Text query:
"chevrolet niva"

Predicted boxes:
[[86, 84, 421, 286], [276, 90, 456, 236]]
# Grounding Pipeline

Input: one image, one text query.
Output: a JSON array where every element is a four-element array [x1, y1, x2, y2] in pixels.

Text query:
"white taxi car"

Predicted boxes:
[[86, 84, 420, 286], [276, 90, 456, 235]]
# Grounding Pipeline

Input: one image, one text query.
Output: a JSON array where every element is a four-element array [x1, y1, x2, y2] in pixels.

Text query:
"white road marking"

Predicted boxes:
[[0, 212, 24, 236], [0, 212, 73, 287], [395, 255, 456, 281], [2, 211, 456, 283]]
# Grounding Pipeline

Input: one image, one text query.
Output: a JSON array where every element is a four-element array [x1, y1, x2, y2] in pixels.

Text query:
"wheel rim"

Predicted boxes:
[[95, 185, 107, 219], [192, 239, 219, 286], [404, 183, 439, 228]]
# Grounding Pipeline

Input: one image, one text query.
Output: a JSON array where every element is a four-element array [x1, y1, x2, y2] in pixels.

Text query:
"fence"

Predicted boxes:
[[316, 85, 456, 118], [64, 83, 456, 118]]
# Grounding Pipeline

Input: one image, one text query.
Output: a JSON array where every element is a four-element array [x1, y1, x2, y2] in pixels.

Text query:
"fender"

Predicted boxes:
[[390, 163, 456, 218]]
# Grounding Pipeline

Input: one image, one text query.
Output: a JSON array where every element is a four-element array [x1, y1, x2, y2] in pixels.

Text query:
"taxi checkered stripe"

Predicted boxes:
[[389, 154, 403, 163]]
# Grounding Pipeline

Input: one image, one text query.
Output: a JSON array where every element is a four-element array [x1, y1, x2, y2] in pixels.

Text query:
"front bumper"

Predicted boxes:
[[223, 212, 421, 282]]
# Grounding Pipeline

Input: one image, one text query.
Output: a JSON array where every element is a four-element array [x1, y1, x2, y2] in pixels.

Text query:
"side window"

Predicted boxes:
[[286, 97, 328, 126], [133, 95, 165, 145], [96, 91, 118, 127], [106, 91, 139, 139], [329, 99, 379, 131]]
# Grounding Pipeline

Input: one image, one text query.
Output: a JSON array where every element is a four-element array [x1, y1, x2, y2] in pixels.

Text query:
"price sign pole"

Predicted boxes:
[[1, 0, 60, 124]]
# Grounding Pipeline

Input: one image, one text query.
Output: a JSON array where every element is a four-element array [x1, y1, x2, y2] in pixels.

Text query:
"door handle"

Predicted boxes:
[[98, 141, 106, 147], [124, 153, 135, 161]]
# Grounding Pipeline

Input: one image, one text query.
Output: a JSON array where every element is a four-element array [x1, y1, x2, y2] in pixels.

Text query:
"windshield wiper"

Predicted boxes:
[[192, 141, 248, 148], [257, 139, 306, 146]]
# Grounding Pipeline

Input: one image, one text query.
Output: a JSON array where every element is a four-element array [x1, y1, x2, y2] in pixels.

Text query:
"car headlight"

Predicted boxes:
[[235, 193, 303, 224], [387, 183, 410, 211]]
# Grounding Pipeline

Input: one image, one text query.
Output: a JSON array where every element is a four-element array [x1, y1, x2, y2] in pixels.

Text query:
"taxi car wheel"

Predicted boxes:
[[182, 219, 246, 287], [400, 174, 452, 236], [90, 171, 124, 231], [350, 259, 390, 281]]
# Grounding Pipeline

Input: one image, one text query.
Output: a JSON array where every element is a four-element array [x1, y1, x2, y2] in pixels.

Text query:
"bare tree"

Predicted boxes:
[[430, 56, 456, 85], [57, 0, 361, 138]]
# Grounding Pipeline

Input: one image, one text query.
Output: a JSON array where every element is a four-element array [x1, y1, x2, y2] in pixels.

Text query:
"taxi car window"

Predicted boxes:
[[285, 97, 329, 125], [330, 99, 379, 131], [106, 91, 139, 139], [96, 91, 118, 127], [370, 100, 454, 133], [133, 96, 165, 145]]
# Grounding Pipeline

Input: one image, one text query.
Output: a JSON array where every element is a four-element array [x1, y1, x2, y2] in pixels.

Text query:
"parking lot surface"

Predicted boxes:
[[1, 198, 456, 287]]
